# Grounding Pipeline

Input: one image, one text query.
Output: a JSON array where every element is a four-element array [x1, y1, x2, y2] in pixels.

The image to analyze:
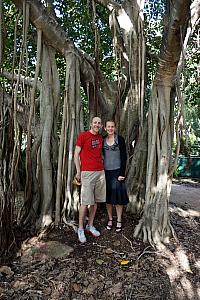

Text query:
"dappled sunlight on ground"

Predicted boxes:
[[170, 206, 200, 218], [160, 243, 197, 299]]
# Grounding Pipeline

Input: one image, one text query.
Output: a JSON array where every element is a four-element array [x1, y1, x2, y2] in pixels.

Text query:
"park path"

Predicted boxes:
[[170, 181, 200, 216]]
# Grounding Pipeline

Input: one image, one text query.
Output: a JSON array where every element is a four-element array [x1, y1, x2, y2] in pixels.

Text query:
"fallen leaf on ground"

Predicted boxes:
[[96, 259, 104, 265], [72, 283, 81, 292], [0, 266, 14, 276], [119, 260, 129, 265], [109, 282, 122, 295], [104, 248, 113, 254], [113, 241, 121, 247], [43, 287, 52, 296]]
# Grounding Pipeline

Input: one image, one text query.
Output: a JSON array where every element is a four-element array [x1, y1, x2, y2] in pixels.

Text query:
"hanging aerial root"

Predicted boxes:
[[62, 215, 77, 233]]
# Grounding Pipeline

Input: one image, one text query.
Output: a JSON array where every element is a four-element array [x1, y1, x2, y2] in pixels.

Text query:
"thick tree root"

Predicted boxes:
[[134, 211, 174, 247], [134, 188, 175, 247]]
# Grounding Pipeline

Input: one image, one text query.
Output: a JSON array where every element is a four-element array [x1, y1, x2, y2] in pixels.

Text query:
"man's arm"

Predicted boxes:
[[74, 145, 81, 181]]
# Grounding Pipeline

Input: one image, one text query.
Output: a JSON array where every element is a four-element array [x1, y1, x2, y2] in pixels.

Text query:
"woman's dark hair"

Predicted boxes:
[[105, 120, 116, 127]]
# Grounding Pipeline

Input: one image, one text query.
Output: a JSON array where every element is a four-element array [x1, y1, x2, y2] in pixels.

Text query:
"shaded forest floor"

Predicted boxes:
[[0, 179, 200, 300]]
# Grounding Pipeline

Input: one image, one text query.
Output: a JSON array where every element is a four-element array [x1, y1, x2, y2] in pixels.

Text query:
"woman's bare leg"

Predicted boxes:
[[116, 205, 123, 231], [106, 204, 113, 228], [106, 204, 113, 220]]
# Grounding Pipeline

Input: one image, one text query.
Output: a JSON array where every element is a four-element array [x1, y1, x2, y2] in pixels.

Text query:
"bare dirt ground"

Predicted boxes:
[[0, 179, 200, 300]]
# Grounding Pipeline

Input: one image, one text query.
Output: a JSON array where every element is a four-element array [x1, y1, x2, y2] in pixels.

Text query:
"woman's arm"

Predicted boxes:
[[118, 135, 127, 177]]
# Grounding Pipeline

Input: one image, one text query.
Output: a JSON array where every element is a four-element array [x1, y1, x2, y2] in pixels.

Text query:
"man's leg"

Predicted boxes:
[[85, 203, 100, 237], [88, 203, 97, 226], [85, 171, 105, 237], [77, 204, 88, 243], [79, 204, 88, 229]]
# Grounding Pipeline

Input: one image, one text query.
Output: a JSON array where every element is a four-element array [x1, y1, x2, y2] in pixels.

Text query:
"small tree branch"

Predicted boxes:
[[94, 0, 121, 11], [0, 69, 41, 90], [137, 246, 156, 260], [12, 0, 75, 54], [156, 0, 191, 85]]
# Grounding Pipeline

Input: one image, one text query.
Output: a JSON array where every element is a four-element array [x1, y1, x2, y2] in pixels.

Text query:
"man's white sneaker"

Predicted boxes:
[[85, 225, 100, 237], [78, 228, 86, 243]]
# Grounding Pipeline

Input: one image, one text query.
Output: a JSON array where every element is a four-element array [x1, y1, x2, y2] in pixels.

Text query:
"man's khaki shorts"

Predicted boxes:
[[80, 170, 106, 205]]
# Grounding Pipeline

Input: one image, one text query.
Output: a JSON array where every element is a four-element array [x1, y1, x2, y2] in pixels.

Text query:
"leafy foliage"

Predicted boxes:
[[2, 0, 199, 151], [143, 0, 164, 112], [180, 30, 200, 155], [54, 0, 115, 78]]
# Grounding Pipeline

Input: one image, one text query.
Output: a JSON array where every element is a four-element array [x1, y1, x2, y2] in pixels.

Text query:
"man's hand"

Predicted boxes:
[[118, 176, 125, 181], [76, 173, 81, 182]]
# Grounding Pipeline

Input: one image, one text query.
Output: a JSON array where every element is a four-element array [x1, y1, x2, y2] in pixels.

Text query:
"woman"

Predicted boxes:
[[103, 120, 129, 232]]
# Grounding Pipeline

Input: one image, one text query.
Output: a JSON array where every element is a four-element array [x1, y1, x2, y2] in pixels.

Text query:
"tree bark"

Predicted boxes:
[[0, 87, 15, 257], [134, 0, 191, 245]]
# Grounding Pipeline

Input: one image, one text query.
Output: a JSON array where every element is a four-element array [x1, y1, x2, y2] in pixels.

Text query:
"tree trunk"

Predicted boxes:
[[134, 0, 191, 245], [0, 89, 15, 257]]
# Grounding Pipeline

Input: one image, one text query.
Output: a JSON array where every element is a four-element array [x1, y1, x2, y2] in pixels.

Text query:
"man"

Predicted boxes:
[[74, 116, 106, 243]]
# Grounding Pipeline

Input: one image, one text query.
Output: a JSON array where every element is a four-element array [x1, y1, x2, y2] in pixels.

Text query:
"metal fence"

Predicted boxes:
[[177, 156, 200, 178]]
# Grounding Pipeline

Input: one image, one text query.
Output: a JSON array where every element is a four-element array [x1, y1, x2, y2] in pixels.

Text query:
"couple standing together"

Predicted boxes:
[[74, 117, 129, 243]]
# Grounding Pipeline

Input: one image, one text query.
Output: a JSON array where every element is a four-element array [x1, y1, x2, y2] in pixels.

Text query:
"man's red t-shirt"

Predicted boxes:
[[76, 130, 104, 171]]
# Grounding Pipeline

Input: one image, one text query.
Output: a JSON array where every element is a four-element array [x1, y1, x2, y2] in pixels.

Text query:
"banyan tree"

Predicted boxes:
[[1, 0, 199, 255]]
